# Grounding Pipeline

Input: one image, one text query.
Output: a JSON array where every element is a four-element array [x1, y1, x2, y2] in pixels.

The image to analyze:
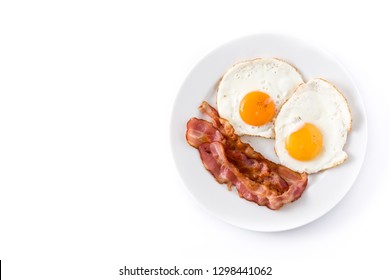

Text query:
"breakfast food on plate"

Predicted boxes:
[[186, 102, 308, 210], [217, 58, 303, 138], [274, 78, 352, 174], [185, 57, 353, 210]]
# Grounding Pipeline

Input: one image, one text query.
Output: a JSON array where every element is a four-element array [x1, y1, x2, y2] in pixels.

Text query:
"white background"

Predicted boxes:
[[0, 0, 389, 279]]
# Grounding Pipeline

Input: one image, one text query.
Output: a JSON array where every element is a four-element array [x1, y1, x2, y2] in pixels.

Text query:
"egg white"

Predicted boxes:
[[217, 58, 303, 138], [274, 78, 352, 174]]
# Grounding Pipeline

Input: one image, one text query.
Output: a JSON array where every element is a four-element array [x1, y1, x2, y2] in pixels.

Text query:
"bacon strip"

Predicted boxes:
[[186, 118, 225, 148], [199, 142, 276, 208], [186, 102, 308, 210]]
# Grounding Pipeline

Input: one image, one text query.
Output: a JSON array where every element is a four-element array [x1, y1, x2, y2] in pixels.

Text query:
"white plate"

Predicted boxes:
[[170, 34, 367, 232]]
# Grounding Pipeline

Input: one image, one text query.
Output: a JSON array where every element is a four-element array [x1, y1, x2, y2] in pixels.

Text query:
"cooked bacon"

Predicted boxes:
[[186, 118, 224, 148], [186, 102, 308, 210], [225, 148, 289, 194], [199, 142, 277, 208], [199, 101, 265, 160]]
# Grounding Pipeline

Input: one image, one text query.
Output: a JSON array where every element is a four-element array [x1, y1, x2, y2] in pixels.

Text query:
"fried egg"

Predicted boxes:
[[274, 78, 352, 174], [217, 58, 303, 138]]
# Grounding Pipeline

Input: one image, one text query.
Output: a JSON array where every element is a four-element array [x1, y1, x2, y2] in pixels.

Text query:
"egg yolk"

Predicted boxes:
[[286, 123, 323, 161], [239, 91, 276, 126]]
